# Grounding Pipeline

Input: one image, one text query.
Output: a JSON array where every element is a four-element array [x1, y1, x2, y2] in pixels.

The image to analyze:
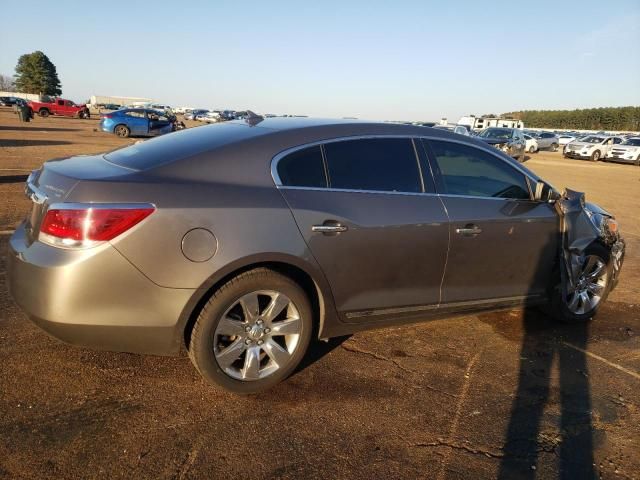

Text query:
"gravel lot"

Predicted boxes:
[[1, 109, 639, 479]]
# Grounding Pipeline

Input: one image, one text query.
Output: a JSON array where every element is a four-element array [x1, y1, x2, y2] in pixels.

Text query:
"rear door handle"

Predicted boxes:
[[312, 221, 348, 234], [455, 224, 482, 236]]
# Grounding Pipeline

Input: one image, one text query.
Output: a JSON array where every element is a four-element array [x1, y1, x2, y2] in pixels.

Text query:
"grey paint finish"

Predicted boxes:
[[280, 188, 448, 317], [439, 197, 559, 303], [181, 229, 218, 263], [8, 117, 611, 359]]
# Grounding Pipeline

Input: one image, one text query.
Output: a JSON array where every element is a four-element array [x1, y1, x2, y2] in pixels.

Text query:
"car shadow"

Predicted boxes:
[[0, 139, 72, 147], [494, 236, 595, 478], [0, 126, 80, 132], [293, 335, 351, 375]]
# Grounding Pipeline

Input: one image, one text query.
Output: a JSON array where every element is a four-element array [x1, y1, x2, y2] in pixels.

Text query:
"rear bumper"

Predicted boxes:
[[7, 223, 195, 355]]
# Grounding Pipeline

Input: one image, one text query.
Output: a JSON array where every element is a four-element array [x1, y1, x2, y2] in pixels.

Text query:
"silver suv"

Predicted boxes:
[[8, 118, 624, 393]]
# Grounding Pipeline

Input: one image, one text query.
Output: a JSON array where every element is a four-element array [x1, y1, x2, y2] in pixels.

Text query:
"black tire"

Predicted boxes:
[[39, 109, 50, 118], [591, 150, 601, 162], [529, 145, 536, 153], [551, 143, 559, 152], [550, 243, 613, 324], [188, 268, 313, 394], [114, 124, 130, 138]]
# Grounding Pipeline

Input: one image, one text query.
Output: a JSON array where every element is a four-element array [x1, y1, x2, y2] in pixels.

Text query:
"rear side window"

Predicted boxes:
[[324, 138, 421, 193], [428, 140, 531, 200], [277, 146, 327, 188]]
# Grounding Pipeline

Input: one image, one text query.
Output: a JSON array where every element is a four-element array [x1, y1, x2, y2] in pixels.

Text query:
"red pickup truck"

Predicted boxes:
[[28, 98, 90, 119]]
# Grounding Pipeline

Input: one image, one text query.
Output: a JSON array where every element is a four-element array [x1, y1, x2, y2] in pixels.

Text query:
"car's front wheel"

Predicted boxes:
[[189, 268, 313, 394], [591, 150, 601, 162], [529, 145, 536, 153], [552, 243, 613, 323]]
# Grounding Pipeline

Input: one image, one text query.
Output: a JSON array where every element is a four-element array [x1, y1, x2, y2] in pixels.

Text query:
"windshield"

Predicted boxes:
[[478, 128, 513, 139], [621, 138, 640, 146], [580, 136, 604, 143]]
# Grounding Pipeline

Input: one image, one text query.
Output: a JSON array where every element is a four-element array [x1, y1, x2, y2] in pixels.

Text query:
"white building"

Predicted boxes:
[[89, 95, 152, 107], [0, 91, 41, 101]]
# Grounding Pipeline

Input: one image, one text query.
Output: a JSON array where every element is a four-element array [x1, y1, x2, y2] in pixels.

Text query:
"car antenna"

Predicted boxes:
[[244, 110, 264, 126]]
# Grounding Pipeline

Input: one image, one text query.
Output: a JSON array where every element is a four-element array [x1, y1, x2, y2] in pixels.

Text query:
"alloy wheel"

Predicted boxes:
[[213, 290, 303, 381], [565, 255, 608, 315]]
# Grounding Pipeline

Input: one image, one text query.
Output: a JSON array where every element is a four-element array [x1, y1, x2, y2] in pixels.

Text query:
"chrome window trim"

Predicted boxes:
[[270, 134, 540, 201], [278, 185, 534, 202], [278, 185, 439, 197], [271, 135, 425, 191]]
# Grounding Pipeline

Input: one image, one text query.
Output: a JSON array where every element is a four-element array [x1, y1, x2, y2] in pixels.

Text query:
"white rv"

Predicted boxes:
[[458, 115, 524, 131]]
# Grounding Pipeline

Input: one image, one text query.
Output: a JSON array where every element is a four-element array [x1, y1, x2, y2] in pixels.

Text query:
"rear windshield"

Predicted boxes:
[[104, 122, 264, 170]]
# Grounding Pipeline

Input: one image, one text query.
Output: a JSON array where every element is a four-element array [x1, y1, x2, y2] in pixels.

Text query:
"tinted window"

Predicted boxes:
[[428, 140, 531, 200], [277, 146, 327, 188], [323, 138, 421, 193]]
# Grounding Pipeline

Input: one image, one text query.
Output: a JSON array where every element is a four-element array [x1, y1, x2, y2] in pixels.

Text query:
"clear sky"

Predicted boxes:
[[2, 0, 639, 122]]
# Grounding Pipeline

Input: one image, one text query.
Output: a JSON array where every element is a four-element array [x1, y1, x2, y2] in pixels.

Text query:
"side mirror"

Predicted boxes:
[[534, 180, 560, 202]]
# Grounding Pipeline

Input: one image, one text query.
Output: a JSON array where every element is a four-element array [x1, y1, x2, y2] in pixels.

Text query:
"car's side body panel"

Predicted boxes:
[[280, 187, 449, 319], [9, 119, 585, 357]]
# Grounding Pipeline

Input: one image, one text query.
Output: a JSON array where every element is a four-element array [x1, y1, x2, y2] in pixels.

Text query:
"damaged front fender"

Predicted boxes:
[[555, 189, 625, 292]]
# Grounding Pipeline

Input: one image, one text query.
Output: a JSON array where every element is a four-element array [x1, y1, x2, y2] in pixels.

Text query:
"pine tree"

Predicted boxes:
[[14, 51, 62, 96]]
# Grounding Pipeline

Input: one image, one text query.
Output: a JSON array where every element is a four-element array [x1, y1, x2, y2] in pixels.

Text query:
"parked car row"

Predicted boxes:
[[564, 135, 640, 165]]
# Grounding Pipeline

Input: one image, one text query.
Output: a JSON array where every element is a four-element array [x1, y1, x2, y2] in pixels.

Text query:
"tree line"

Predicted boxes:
[[504, 107, 640, 131]]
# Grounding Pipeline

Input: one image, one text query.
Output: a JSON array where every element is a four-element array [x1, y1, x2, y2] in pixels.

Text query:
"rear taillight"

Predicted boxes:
[[102, 114, 113, 119], [39, 206, 154, 248]]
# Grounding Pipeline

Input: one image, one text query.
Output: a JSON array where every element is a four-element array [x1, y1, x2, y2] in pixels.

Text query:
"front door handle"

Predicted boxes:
[[455, 224, 482, 236], [312, 221, 348, 234]]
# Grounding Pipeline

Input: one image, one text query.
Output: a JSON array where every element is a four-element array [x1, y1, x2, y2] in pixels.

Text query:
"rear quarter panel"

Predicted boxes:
[[65, 179, 319, 291]]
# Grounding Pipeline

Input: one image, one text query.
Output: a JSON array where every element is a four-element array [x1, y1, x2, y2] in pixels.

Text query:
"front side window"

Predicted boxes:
[[277, 145, 327, 188], [428, 140, 531, 200], [323, 138, 421, 193]]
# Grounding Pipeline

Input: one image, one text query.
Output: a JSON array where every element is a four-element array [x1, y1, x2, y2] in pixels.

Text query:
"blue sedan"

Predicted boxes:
[[99, 108, 175, 138]]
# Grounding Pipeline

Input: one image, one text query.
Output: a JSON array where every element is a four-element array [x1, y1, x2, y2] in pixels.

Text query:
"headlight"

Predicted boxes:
[[604, 217, 619, 235]]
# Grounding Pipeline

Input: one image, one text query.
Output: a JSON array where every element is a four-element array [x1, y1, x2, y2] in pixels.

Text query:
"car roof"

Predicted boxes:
[[103, 117, 542, 187]]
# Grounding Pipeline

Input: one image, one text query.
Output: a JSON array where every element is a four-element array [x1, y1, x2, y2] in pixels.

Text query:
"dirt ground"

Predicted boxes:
[[0, 109, 639, 480]]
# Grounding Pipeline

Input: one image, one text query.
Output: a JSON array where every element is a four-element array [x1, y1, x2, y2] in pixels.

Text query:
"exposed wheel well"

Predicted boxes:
[[182, 262, 322, 351]]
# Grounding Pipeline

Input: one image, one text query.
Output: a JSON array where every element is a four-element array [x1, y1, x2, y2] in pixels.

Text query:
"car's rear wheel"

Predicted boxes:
[[551, 243, 612, 323], [591, 150, 601, 162], [114, 125, 130, 138], [551, 143, 559, 152], [39, 109, 50, 118], [529, 145, 536, 153], [188, 268, 313, 394]]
